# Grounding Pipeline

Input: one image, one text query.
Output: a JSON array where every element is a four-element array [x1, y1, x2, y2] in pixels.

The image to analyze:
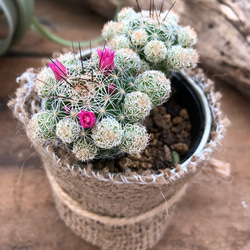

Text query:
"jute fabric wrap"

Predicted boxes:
[[8, 68, 227, 250]]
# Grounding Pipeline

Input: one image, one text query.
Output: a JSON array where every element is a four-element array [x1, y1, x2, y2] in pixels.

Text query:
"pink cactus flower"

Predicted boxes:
[[97, 47, 115, 75], [78, 110, 96, 129], [108, 83, 115, 95], [48, 59, 68, 81]]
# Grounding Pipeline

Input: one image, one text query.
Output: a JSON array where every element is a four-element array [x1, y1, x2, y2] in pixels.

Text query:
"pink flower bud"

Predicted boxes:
[[78, 110, 96, 129], [48, 59, 68, 81], [96, 47, 115, 75], [108, 83, 115, 95]]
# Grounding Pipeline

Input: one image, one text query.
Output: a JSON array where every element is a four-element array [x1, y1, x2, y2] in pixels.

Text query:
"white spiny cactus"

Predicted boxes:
[[135, 70, 171, 106], [28, 110, 58, 142], [56, 117, 81, 143], [144, 40, 167, 63], [102, 7, 199, 72], [119, 124, 150, 154], [73, 139, 98, 161], [124, 92, 152, 121], [109, 35, 132, 50], [91, 117, 123, 149], [165, 46, 199, 71]]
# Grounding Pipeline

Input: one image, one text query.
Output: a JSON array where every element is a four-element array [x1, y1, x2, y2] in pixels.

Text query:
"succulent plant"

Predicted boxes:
[[29, 46, 171, 162], [28, 6, 199, 163], [102, 7, 199, 75]]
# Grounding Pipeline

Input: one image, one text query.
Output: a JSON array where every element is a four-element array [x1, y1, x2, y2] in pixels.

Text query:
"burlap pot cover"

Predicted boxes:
[[8, 68, 227, 250]]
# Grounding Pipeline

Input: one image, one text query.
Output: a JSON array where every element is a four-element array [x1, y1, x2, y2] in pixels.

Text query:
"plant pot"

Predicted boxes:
[[8, 52, 225, 250]]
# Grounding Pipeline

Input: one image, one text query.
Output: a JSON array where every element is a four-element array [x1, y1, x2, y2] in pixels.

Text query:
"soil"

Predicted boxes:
[[92, 94, 192, 174]]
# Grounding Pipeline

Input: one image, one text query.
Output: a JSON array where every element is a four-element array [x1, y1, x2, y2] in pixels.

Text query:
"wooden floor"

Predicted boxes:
[[0, 1, 250, 249]]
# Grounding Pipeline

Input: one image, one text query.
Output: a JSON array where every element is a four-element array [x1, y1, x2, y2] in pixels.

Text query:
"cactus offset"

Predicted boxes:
[[102, 7, 199, 74]]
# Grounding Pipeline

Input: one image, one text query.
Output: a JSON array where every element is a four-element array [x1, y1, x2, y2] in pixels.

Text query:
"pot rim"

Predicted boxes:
[[178, 70, 212, 168]]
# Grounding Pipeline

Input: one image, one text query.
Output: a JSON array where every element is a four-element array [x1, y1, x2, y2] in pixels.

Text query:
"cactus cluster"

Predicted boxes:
[[28, 6, 199, 163], [102, 7, 199, 74], [28, 46, 171, 162]]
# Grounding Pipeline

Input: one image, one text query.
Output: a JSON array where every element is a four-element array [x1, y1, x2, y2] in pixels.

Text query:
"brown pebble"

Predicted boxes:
[[152, 139, 158, 146], [172, 143, 189, 155], [175, 123, 183, 134], [162, 129, 175, 145], [129, 153, 142, 161], [144, 148, 150, 157], [151, 147, 158, 156], [118, 157, 132, 170], [180, 109, 189, 120], [150, 133, 155, 140], [158, 153, 166, 162], [163, 114, 171, 123], [143, 116, 154, 130], [139, 162, 147, 169], [105, 161, 115, 171], [173, 116, 183, 125], [148, 147, 152, 154], [155, 132, 161, 139], [94, 162, 104, 170], [133, 161, 140, 168], [150, 128, 159, 133], [164, 145, 172, 161], [147, 157, 154, 163], [155, 160, 165, 169], [186, 122, 192, 132], [159, 105, 166, 115], [168, 122, 173, 129], [135, 153, 142, 159], [153, 106, 159, 113], [152, 112, 168, 129], [147, 163, 152, 169]]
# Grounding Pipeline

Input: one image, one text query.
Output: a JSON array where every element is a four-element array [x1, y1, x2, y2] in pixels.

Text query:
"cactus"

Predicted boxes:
[[28, 6, 199, 163], [135, 70, 171, 106], [73, 139, 98, 161], [102, 7, 199, 75], [92, 117, 123, 149], [29, 8, 199, 162], [28, 110, 58, 142], [28, 46, 171, 162], [56, 117, 81, 144], [119, 124, 149, 154], [123, 91, 152, 121]]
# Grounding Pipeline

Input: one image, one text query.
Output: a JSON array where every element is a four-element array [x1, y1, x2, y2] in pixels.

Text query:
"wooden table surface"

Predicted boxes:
[[0, 1, 250, 249]]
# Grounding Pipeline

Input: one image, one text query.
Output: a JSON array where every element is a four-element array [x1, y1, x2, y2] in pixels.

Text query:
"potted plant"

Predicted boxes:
[[8, 6, 226, 250]]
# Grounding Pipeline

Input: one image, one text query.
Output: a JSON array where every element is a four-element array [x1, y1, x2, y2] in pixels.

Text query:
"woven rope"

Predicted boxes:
[[8, 67, 227, 250]]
